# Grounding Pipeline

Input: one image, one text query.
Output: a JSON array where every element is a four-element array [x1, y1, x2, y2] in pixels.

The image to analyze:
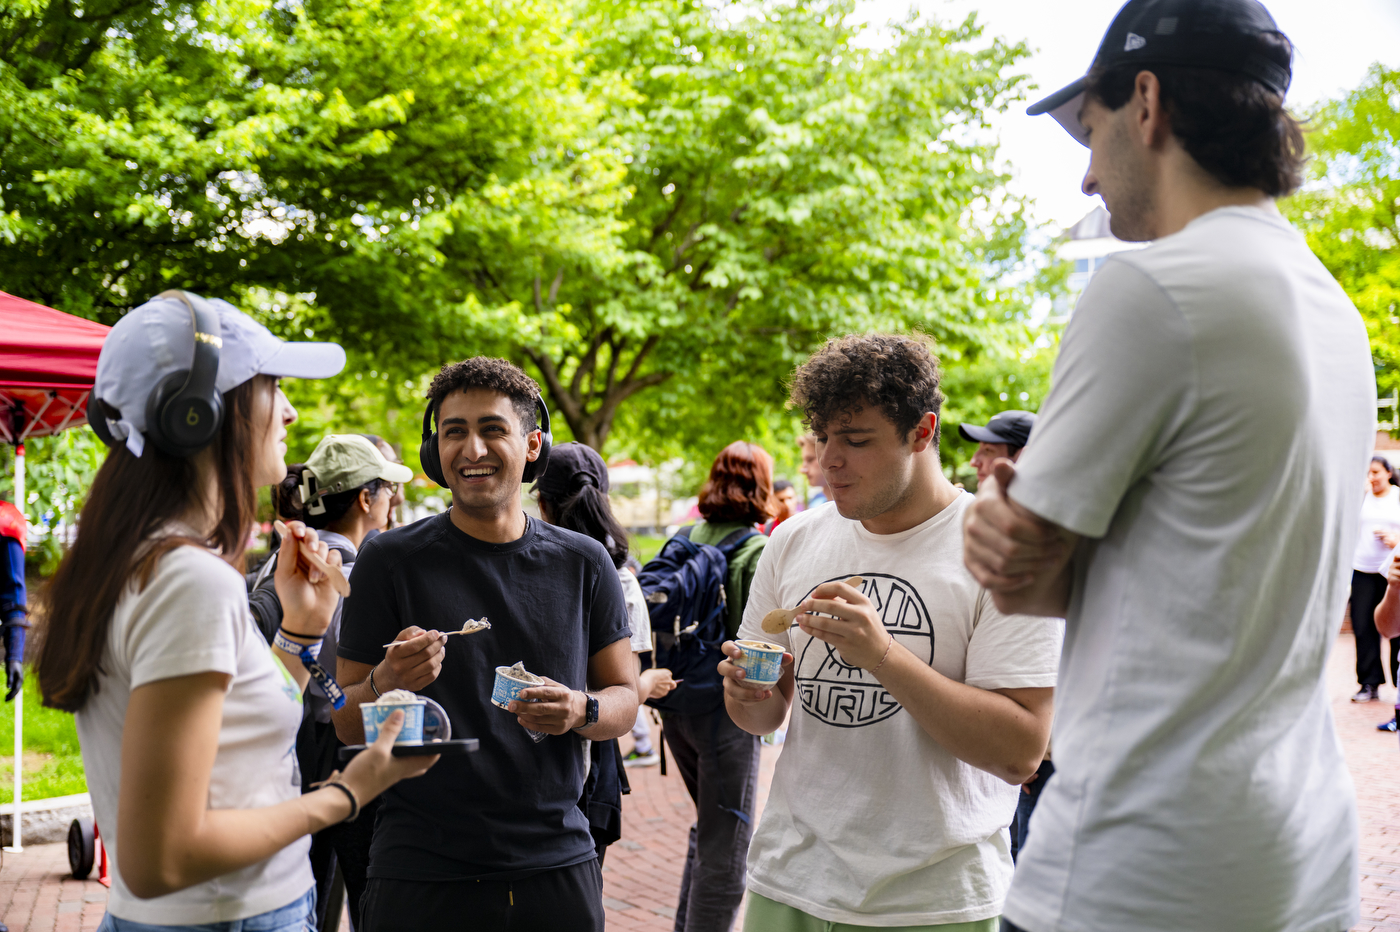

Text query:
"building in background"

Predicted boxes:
[[1051, 206, 1146, 321]]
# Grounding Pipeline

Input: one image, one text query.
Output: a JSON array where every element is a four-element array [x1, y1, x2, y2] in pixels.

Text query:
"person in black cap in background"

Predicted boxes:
[[958, 411, 1036, 490], [961, 410, 1052, 865], [962, 1, 1373, 930]]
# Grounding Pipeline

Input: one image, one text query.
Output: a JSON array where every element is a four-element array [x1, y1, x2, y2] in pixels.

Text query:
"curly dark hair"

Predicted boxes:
[[789, 333, 945, 444], [427, 357, 540, 433], [1085, 32, 1304, 197]]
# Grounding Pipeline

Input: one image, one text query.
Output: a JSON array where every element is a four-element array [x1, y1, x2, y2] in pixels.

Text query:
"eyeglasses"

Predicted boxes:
[[383, 482, 401, 495]]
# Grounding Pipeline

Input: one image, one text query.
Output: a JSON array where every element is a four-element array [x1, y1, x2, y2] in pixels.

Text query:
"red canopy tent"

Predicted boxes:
[[0, 291, 110, 444], [0, 290, 109, 850]]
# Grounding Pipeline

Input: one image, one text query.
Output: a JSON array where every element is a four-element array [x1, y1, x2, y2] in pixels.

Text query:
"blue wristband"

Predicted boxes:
[[274, 630, 346, 709]]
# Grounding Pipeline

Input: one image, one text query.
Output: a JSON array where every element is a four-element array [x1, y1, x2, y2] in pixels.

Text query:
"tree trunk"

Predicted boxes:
[[520, 336, 670, 453]]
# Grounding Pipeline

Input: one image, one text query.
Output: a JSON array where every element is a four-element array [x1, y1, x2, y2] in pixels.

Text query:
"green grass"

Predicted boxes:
[[631, 534, 669, 565], [0, 670, 87, 803]]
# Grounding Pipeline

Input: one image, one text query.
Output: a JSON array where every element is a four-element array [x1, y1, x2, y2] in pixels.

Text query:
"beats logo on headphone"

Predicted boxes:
[[419, 394, 553, 488]]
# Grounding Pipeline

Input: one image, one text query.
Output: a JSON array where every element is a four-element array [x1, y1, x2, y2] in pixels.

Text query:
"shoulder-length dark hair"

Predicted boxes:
[[38, 376, 272, 712], [698, 442, 773, 526]]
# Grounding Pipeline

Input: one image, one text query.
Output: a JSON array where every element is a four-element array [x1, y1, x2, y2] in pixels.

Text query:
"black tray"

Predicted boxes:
[[338, 738, 478, 761]]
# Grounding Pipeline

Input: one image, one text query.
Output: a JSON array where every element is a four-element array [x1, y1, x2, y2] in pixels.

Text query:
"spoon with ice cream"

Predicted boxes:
[[382, 618, 489, 648], [761, 577, 864, 634]]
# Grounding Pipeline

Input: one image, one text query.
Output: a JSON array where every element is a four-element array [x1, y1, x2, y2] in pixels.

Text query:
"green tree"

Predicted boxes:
[[483, 0, 1036, 451], [1283, 63, 1400, 398]]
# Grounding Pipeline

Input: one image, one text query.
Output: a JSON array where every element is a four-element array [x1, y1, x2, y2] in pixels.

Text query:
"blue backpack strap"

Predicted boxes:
[[715, 528, 758, 556]]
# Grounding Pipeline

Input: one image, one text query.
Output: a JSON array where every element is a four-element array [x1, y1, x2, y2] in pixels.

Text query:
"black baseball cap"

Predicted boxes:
[[958, 411, 1037, 449], [1027, 0, 1291, 146]]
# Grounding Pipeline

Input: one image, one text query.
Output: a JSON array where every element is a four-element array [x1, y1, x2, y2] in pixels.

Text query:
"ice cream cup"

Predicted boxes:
[[361, 697, 426, 746], [735, 639, 785, 687], [492, 665, 543, 710]]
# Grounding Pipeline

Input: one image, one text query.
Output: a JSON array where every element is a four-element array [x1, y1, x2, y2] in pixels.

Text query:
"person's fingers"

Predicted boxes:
[[373, 709, 404, 747], [991, 458, 1017, 492], [721, 640, 742, 659], [808, 580, 869, 604], [516, 685, 570, 703], [798, 597, 865, 620]]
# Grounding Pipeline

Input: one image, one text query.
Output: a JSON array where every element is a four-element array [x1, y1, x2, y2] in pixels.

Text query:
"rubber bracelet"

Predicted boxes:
[[868, 634, 894, 676], [279, 626, 325, 641], [273, 630, 346, 709], [312, 776, 359, 823], [369, 665, 383, 699]]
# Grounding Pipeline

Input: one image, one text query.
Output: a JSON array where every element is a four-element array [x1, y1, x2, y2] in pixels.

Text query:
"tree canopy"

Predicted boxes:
[[1283, 63, 1400, 401]]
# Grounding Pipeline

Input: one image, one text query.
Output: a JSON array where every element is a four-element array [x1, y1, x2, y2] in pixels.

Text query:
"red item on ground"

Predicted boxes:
[[0, 290, 110, 442]]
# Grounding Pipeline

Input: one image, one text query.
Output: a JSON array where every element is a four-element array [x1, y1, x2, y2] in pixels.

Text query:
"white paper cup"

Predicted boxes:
[[735, 639, 784, 687]]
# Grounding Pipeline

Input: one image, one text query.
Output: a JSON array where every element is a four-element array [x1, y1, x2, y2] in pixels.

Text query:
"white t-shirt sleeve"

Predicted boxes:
[[125, 546, 247, 690], [963, 589, 1063, 691], [1012, 258, 1195, 539], [736, 534, 792, 651], [617, 569, 653, 653]]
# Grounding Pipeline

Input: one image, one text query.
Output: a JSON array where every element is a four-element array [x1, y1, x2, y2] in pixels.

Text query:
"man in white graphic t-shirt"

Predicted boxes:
[[961, 1, 1374, 931], [719, 333, 1063, 931]]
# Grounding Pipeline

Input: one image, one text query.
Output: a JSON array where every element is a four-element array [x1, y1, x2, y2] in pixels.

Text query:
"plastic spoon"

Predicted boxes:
[[273, 520, 351, 598], [760, 577, 864, 634]]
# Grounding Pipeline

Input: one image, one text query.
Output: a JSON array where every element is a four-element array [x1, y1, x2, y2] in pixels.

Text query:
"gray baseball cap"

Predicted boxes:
[[94, 291, 345, 457]]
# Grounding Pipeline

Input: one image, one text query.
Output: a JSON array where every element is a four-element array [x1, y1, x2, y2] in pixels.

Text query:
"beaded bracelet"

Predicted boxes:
[[368, 665, 383, 698]]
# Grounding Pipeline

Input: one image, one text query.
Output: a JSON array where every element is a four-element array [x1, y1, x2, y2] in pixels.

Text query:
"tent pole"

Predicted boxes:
[[5, 444, 22, 852]]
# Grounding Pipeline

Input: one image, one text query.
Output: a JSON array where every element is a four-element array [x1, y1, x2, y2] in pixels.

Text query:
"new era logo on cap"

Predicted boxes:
[[1125, 32, 1147, 50]]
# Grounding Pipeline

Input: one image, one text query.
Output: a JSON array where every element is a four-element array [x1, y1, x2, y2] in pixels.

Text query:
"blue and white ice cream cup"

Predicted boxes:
[[360, 692, 426, 746], [735, 639, 785, 687], [492, 664, 544, 710]]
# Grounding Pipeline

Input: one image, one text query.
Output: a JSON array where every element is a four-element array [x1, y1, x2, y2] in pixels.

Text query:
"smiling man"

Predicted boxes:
[[962, 2, 1374, 931], [718, 334, 1063, 932], [332, 357, 638, 932]]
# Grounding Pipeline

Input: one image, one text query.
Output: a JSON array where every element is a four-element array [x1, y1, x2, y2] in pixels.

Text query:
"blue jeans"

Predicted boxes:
[[98, 888, 315, 932]]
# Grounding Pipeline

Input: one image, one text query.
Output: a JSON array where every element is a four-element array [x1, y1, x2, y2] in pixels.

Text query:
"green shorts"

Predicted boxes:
[[742, 892, 1000, 932]]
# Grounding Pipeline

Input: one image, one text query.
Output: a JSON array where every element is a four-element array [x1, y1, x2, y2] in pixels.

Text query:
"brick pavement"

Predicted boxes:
[[1, 637, 1397, 931]]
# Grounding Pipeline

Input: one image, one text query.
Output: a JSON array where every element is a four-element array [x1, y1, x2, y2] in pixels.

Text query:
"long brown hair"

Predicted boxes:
[[698, 441, 774, 526], [38, 376, 272, 712]]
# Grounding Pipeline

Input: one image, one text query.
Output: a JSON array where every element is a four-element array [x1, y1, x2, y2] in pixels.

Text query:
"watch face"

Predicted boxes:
[[587, 695, 599, 725]]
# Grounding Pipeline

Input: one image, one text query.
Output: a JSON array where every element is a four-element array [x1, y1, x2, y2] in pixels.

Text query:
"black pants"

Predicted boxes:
[[662, 707, 761, 932], [359, 860, 604, 932], [1009, 758, 1055, 864], [1351, 570, 1398, 687], [299, 718, 379, 930]]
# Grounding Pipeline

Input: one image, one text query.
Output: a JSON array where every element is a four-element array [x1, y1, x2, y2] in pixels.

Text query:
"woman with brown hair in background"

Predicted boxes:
[[666, 441, 772, 932]]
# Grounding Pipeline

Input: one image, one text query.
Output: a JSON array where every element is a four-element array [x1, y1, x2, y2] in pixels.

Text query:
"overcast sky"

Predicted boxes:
[[850, 0, 1400, 232]]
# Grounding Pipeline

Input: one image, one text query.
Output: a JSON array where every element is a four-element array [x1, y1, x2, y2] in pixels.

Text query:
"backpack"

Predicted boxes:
[[637, 525, 758, 716]]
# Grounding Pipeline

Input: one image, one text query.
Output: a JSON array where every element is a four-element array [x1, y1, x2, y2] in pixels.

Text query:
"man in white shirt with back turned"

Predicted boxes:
[[963, 1, 1374, 930]]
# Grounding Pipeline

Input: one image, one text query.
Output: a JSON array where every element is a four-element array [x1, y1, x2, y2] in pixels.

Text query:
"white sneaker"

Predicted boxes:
[[623, 750, 660, 768]]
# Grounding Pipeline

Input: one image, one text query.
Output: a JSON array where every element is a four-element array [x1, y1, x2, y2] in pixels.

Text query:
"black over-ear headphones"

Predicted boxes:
[[419, 393, 553, 488], [87, 290, 225, 458]]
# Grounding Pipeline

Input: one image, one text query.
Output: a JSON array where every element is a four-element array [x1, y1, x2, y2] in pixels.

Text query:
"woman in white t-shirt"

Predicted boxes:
[[1350, 456, 1400, 703], [36, 292, 436, 932]]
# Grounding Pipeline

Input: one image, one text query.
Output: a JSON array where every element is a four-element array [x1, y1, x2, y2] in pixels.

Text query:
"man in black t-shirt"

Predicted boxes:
[[333, 358, 638, 932]]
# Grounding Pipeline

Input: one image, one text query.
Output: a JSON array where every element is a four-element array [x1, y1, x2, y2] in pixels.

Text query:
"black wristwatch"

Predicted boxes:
[[578, 693, 599, 730]]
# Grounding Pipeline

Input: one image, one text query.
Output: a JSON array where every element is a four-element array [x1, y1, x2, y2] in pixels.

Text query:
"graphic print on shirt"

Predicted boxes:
[[796, 573, 933, 728]]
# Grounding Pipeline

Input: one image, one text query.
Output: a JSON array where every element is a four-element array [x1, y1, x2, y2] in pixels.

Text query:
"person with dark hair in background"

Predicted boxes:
[[1350, 455, 1400, 705], [248, 434, 412, 930], [0, 499, 29, 703], [37, 292, 434, 932], [332, 357, 638, 932], [762, 479, 798, 535], [664, 441, 771, 932], [962, 2, 1374, 930], [959, 411, 1036, 489], [721, 334, 1059, 931], [534, 442, 678, 860]]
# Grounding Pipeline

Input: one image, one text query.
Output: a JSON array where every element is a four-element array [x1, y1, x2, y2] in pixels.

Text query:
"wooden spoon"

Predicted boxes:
[[760, 577, 864, 634], [273, 520, 352, 598]]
